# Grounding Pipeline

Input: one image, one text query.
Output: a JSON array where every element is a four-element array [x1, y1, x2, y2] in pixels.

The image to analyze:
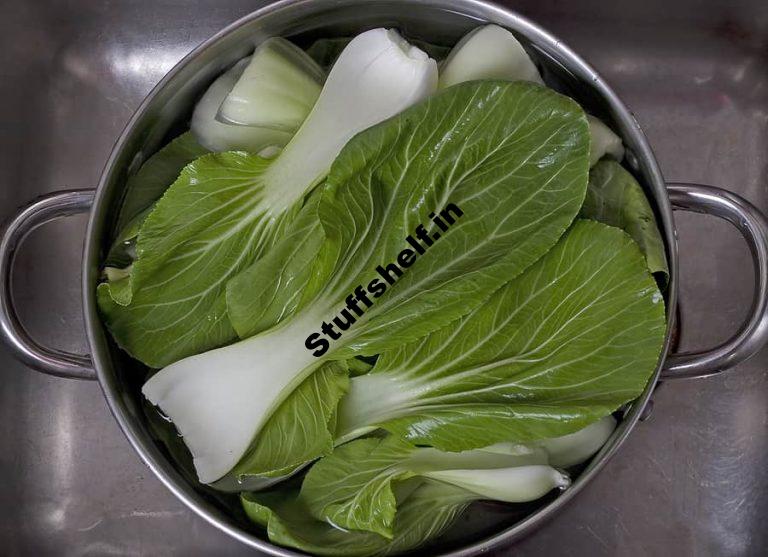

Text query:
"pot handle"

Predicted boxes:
[[0, 189, 97, 380], [662, 183, 768, 379]]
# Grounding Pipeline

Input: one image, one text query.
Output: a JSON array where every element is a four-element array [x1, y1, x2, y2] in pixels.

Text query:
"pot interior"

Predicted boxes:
[[86, 1, 674, 555]]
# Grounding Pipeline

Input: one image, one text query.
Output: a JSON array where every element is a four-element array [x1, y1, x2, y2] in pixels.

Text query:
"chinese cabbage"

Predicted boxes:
[[217, 37, 325, 130], [143, 80, 591, 483], [99, 28, 438, 367]]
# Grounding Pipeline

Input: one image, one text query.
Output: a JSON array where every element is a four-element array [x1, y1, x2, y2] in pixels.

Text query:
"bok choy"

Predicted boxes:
[[300, 418, 615, 538], [98, 28, 438, 368], [299, 435, 565, 538], [96, 24, 671, 557], [217, 37, 325, 130], [190, 57, 294, 152], [438, 24, 544, 88], [242, 417, 614, 555], [143, 80, 592, 483], [334, 220, 665, 451]]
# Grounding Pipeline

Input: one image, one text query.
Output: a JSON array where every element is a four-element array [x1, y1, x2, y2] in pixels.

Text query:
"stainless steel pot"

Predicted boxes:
[[2, 0, 768, 555]]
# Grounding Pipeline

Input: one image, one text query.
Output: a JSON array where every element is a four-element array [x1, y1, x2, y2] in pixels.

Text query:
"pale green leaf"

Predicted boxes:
[[102, 131, 207, 306], [225, 360, 349, 484], [115, 131, 209, 233], [226, 193, 323, 339], [99, 152, 302, 367], [142, 80, 591, 484], [218, 37, 324, 130], [300, 435, 546, 538], [302, 437, 413, 538], [580, 159, 668, 284], [241, 479, 473, 557], [337, 220, 666, 450]]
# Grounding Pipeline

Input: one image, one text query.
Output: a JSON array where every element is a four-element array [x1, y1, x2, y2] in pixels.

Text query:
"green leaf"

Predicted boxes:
[[99, 152, 302, 368], [101, 205, 154, 306], [300, 435, 547, 538], [226, 193, 323, 338], [102, 131, 206, 307], [222, 360, 349, 486], [580, 159, 668, 284], [241, 479, 474, 557], [337, 220, 666, 450], [302, 437, 414, 538], [304, 79, 590, 358], [142, 80, 591, 484], [114, 131, 209, 233]]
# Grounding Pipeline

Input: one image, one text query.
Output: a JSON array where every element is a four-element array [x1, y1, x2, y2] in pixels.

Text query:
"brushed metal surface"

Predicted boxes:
[[662, 184, 768, 379], [0, 190, 95, 379], [0, 0, 766, 555]]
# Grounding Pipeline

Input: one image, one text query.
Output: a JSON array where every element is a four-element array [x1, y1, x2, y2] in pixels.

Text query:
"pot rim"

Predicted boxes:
[[82, 1, 677, 555]]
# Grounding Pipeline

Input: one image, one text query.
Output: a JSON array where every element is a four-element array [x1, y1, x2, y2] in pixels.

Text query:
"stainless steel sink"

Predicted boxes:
[[1, 1, 767, 555]]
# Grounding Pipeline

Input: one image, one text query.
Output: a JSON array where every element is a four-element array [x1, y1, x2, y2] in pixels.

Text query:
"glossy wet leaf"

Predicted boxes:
[[580, 159, 668, 284], [337, 220, 666, 450], [300, 435, 548, 538], [241, 480, 474, 556], [144, 80, 591, 483], [115, 131, 209, 232]]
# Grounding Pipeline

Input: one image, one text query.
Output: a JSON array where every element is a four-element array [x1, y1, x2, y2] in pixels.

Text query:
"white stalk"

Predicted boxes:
[[259, 28, 437, 210], [436, 25, 623, 169], [588, 114, 625, 166], [539, 415, 617, 467], [217, 37, 325, 131], [438, 24, 543, 89], [190, 57, 293, 152], [424, 465, 570, 503], [408, 443, 547, 473], [142, 312, 321, 483]]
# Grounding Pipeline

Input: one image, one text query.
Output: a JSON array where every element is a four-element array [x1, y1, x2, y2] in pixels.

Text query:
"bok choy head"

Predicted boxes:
[[142, 79, 592, 484], [190, 57, 294, 152], [241, 479, 476, 557], [216, 37, 325, 130], [98, 28, 438, 369], [241, 418, 616, 555], [439, 24, 544, 88]]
